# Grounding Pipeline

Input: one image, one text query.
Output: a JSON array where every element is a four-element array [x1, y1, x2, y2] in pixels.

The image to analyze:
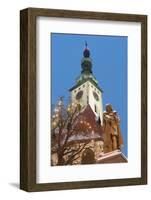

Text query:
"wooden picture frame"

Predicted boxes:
[[20, 7, 147, 192]]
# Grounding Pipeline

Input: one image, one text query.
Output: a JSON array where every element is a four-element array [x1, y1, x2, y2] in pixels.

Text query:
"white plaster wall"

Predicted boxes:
[[88, 81, 103, 124], [71, 80, 103, 124], [71, 82, 88, 106]]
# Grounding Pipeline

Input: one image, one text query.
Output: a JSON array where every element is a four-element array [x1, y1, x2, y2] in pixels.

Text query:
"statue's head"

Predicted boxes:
[[106, 104, 113, 113]]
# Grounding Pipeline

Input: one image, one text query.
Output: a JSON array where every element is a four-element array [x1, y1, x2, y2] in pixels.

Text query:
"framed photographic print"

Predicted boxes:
[[20, 8, 147, 191]]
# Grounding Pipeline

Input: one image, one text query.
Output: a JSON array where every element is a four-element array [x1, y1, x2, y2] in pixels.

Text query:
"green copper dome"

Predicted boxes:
[[81, 57, 92, 74], [81, 43, 92, 74], [69, 42, 103, 93]]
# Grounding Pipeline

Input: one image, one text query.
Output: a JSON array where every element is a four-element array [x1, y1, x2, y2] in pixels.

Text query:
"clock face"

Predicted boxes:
[[93, 91, 99, 101], [76, 90, 83, 100]]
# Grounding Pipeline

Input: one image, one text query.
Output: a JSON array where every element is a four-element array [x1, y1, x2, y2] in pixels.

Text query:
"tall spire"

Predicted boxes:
[[81, 42, 92, 74], [69, 42, 102, 93]]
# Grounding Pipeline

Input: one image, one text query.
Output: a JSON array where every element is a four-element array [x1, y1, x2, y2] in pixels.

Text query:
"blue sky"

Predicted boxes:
[[51, 33, 128, 157]]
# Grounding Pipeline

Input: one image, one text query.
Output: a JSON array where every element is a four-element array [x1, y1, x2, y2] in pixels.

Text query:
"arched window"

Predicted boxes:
[[94, 104, 97, 113]]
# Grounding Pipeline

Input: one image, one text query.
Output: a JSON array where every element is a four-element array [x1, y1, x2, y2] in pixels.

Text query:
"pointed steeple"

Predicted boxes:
[[69, 42, 103, 94], [81, 42, 92, 74]]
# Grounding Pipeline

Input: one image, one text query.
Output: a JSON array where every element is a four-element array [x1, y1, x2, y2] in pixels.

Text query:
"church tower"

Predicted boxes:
[[69, 43, 103, 124]]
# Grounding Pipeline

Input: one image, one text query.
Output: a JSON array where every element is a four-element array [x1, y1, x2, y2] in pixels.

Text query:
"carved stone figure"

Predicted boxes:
[[103, 104, 123, 153]]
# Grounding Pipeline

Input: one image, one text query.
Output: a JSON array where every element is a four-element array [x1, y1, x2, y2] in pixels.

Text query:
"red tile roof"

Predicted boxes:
[[69, 105, 103, 142]]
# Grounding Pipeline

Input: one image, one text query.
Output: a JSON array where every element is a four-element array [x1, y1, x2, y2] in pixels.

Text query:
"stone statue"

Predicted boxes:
[[103, 104, 123, 153]]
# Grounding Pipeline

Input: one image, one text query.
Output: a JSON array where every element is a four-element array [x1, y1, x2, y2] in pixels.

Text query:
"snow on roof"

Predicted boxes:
[[97, 149, 127, 162], [68, 132, 102, 142]]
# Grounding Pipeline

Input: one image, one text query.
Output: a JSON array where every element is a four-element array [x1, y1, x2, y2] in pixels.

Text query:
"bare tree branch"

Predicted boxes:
[[64, 141, 89, 165], [51, 99, 92, 166]]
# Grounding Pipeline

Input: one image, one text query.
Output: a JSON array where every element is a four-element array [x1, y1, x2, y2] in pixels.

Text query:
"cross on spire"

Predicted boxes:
[[85, 41, 88, 49]]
